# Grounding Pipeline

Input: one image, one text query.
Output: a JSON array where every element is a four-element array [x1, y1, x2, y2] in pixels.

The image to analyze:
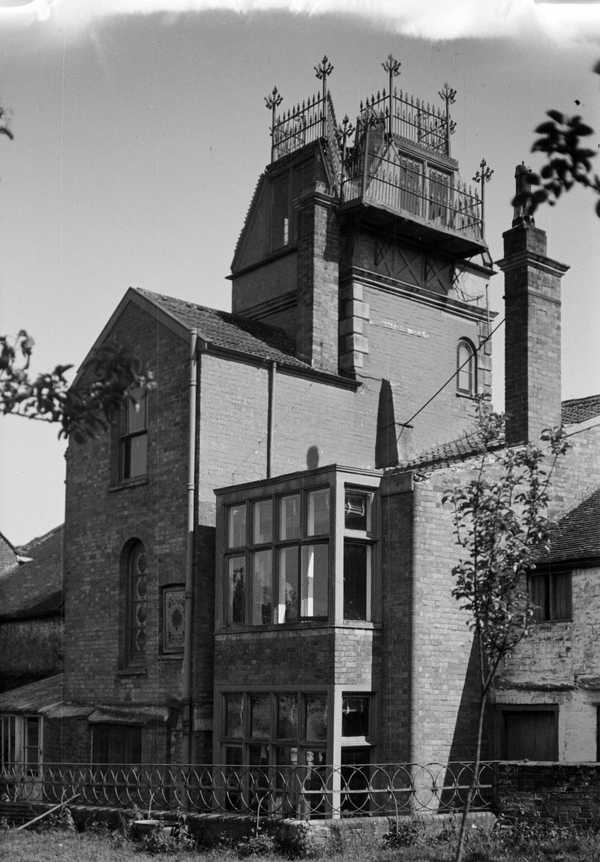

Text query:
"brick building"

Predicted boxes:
[[1, 61, 598, 778]]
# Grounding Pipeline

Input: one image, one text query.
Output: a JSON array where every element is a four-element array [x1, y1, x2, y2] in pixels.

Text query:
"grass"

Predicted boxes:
[[4, 823, 600, 861]]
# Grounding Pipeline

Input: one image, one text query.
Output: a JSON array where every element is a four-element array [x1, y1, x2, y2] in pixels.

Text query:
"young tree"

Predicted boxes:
[[442, 401, 568, 862], [0, 330, 154, 443]]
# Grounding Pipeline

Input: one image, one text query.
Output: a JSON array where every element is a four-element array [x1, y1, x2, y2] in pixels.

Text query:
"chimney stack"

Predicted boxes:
[[497, 164, 569, 445]]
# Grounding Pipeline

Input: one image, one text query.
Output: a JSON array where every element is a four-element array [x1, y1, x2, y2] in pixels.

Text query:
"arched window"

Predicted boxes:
[[122, 540, 148, 665], [457, 339, 477, 396]]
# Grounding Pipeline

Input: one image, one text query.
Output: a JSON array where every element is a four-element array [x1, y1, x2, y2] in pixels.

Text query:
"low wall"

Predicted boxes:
[[496, 762, 600, 826]]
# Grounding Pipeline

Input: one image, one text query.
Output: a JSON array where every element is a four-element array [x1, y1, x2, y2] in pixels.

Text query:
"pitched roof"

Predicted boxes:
[[562, 394, 600, 425], [0, 525, 63, 619], [134, 288, 310, 371], [0, 673, 64, 715], [539, 488, 600, 565]]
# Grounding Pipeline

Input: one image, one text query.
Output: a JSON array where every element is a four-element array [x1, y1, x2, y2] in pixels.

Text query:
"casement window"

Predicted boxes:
[[93, 723, 142, 764], [343, 489, 373, 621], [500, 707, 558, 760], [221, 690, 328, 769], [224, 489, 330, 627], [529, 570, 572, 622], [0, 714, 42, 774], [456, 339, 477, 396], [119, 388, 148, 480], [122, 540, 148, 665]]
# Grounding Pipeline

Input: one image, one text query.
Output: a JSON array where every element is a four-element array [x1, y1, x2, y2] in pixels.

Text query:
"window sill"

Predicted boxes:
[[217, 620, 381, 634], [159, 652, 184, 661], [117, 665, 147, 678], [109, 476, 148, 493], [456, 390, 478, 400]]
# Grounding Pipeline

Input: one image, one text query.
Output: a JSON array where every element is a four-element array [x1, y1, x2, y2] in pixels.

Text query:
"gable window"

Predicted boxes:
[[120, 388, 148, 480], [457, 339, 477, 396], [122, 540, 148, 665], [529, 570, 572, 622], [224, 489, 330, 627]]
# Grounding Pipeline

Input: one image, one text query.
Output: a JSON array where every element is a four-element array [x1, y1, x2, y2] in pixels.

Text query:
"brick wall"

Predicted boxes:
[[496, 762, 600, 826]]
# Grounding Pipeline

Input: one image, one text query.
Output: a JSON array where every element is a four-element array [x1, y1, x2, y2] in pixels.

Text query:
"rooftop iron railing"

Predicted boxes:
[[342, 131, 484, 243], [359, 88, 452, 157], [0, 761, 495, 819]]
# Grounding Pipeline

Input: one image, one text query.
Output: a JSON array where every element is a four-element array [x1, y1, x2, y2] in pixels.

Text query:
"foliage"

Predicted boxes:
[[442, 399, 568, 862], [512, 60, 600, 219], [0, 330, 155, 443], [443, 403, 568, 687], [141, 820, 196, 855]]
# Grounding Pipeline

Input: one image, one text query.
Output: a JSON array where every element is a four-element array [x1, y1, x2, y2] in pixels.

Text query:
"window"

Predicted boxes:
[[343, 489, 373, 621], [529, 570, 572, 622], [221, 690, 327, 768], [0, 714, 42, 775], [224, 489, 330, 626], [457, 339, 477, 396], [342, 694, 371, 739], [119, 388, 148, 480], [501, 708, 558, 760], [93, 724, 142, 764], [123, 540, 148, 665]]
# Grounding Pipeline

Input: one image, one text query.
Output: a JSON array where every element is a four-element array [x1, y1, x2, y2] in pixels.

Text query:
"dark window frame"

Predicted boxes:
[[528, 569, 572, 622], [497, 704, 559, 761], [456, 338, 477, 397], [119, 389, 148, 481]]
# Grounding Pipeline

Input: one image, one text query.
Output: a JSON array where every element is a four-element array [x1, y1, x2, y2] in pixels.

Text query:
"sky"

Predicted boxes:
[[0, 0, 599, 545]]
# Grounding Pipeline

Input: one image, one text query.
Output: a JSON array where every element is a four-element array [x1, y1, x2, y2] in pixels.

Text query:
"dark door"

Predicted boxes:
[[503, 710, 558, 760]]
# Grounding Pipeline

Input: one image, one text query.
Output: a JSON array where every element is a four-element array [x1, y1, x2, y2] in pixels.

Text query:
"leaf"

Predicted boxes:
[[546, 109, 564, 124]]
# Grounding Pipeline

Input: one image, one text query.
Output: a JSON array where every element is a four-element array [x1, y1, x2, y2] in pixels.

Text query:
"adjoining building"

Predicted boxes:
[[1, 59, 598, 782]]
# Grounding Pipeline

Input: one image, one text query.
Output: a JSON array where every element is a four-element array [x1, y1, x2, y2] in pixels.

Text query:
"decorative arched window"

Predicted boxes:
[[456, 339, 477, 397], [122, 540, 148, 665]]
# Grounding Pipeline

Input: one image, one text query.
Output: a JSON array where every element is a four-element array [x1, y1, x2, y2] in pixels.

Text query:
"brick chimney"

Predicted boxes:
[[497, 164, 569, 445]]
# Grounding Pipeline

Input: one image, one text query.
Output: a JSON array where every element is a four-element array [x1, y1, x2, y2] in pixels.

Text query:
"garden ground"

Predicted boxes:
[[5, 825, 600, 862]]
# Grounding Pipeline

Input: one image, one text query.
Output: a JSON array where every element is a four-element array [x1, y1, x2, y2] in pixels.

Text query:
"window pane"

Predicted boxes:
[[228, 556, 246, 624], [251, 550, 273, 625], [301, 544, 328, 618], [342, 695, 370, 737], [253, 500, 273, 544], [307, 489, 330, 536], [280, 495, 300, 541], [529, 574, 548, 622], [224, 745, 243, 766], [345, 492, 369, 531], [250, 694, 272, 738], [278, 547, 299, 623], [305, 695, 328, 742], [228, 506, 246, 549], [128, 434, 147, 478], [553, 572, 572, 620], [249, 743, 270, 768], [344, 542, 368, 621], [126, 390, 146, 433], [224, 693, 244, 738], [277, 694, 298, 738]]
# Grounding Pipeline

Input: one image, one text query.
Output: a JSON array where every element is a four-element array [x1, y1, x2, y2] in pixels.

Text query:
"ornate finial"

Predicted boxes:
[[265, 87, 284, 163], [314, 55, 334, 81], [337, 115, 356, 202], [473, 158, 494, 187], [473, 158, 494, 237], [382, 54, 402, 78], [264, 86, 283, 112], [438, 82, 457, 106], [382, 55, 401, 139]]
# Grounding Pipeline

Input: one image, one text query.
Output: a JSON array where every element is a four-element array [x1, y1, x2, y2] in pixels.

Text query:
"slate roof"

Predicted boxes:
[[0, 673, 65, 715], [562, 394, 600, 425], [135, 288, 311, 371], [538, 488, 600, 565], [0, 525, 63, 619]]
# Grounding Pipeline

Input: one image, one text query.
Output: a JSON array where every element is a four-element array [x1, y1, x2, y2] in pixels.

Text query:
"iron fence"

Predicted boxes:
[[271, 93, 327, 162], [0, 761, 496, 819], [342, 141, 483, 242], [359, 89, 451, 156]]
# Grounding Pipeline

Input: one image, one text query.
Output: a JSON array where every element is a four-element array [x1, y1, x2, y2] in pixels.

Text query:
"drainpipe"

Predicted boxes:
[[182, 330, 198, 764], [266, 361, 277, 478]]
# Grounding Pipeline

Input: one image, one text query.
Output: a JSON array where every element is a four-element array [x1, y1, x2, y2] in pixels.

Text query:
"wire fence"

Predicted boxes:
[[0, 760, 496, 819]]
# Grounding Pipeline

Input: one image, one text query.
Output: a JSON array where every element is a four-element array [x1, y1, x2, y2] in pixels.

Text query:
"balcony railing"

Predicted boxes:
[[359, 89, 452, 157], [342, 138, 484, 244], [0, 760, 495, 819]]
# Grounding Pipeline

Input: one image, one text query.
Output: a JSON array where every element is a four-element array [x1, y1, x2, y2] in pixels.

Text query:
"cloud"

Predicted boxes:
[[1, 0, 599, 42]]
